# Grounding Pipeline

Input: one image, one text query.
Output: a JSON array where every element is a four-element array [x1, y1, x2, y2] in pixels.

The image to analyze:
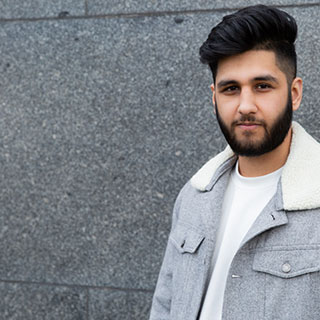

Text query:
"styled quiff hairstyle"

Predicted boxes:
[[199, 5, 298, 83]]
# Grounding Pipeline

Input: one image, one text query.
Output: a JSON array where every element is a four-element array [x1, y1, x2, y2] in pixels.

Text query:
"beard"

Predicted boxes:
[[215, 92, 293, 157]]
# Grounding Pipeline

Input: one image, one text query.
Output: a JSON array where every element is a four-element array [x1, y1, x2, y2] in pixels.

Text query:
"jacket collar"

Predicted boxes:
[[190, 121, 320, 211]]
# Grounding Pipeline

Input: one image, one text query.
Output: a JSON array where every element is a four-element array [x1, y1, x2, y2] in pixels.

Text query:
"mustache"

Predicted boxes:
[[231, 115, 267, 127]]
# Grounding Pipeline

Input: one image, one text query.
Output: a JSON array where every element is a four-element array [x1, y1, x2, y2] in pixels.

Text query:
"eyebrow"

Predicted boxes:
[[253, 75, 279, 84], [217, 75, 279, 89]]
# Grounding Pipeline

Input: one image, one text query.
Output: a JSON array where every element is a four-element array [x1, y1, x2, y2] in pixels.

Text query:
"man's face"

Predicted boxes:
[[213, 50, 293, 157]]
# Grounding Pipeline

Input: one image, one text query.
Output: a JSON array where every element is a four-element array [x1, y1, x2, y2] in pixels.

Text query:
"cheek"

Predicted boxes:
[[216, 99, 238, 122], [257, 96, 286, 120]]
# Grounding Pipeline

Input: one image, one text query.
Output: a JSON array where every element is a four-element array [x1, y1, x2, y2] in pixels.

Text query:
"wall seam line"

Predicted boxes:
[[0, 2, 319, 23], [0, 278, 153, 293]]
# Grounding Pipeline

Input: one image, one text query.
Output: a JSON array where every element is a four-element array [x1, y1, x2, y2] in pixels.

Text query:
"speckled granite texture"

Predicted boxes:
[[0, 283, 87, 319], [0, 2, 319, 319], [87, 0, 320, 15], [0, 0, 85, 19], [89, 289, 152, 320]]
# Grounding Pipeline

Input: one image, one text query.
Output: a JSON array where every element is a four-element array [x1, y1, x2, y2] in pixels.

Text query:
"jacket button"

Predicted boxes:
[[282, 262, 291, 273]]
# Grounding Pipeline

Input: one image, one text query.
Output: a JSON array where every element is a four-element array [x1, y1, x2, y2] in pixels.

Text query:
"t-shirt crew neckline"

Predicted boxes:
[[232, 161, 284, 189]]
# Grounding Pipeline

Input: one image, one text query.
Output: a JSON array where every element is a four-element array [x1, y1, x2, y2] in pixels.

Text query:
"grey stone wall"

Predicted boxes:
[[0, 1, 319, 319]]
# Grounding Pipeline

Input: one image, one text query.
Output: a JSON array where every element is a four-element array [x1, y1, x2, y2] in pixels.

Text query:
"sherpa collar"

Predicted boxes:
[[190, 121, 320, 211]]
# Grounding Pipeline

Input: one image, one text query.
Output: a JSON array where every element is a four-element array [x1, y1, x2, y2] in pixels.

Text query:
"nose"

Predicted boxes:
[[237, 88, 257, 114]]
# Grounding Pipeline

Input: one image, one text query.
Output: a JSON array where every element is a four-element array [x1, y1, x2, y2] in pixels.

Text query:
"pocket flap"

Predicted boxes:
[[253, 248, 320, 278], [170, 223, 205, 254]]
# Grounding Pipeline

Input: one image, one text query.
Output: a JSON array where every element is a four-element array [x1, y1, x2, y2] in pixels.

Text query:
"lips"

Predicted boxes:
[[236, 122, 261, 130], [232, 118, 265, 130], [236, 122, 261, 126]]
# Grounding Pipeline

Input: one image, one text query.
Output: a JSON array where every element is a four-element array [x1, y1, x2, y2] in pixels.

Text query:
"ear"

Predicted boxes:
[[291, 77, 303, 111], [210, 84, 216, 114]]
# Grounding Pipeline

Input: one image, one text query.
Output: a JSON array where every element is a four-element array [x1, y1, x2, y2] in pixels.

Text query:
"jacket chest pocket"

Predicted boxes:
[[170, 223, 205, 255], [253, 247, 320, 278], [169, 223, 206, 285], [252, 247, 320, 319], [169, 223, 207, 315]]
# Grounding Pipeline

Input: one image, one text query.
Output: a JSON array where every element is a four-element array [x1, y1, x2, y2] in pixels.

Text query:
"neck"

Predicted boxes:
[[238, 127, 292, 177]]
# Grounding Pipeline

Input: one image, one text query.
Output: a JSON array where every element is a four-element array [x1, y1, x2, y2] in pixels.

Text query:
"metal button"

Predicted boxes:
[[282, 262, 291, 273]]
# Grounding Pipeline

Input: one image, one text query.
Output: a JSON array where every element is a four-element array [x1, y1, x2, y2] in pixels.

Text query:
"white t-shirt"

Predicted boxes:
[[199, 161, 283, 320]]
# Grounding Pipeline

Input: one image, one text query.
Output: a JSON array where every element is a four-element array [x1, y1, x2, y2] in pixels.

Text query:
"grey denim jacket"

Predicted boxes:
[[149, 122, 320, 320]]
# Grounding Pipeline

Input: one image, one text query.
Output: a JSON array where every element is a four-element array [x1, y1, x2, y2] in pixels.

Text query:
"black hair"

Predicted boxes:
[[199, 5, 297, 83]]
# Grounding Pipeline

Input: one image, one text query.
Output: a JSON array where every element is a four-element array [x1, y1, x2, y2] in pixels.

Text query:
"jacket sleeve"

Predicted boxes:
[[149, 187, 183, 319]]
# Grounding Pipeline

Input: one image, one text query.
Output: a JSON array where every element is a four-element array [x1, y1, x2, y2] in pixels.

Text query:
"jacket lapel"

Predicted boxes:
[[240, 184, 288, 248]]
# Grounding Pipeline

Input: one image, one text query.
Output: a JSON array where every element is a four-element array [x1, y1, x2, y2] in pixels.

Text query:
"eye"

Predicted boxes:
[[256, 83, 272, 90], [222, 85, 239, 93]]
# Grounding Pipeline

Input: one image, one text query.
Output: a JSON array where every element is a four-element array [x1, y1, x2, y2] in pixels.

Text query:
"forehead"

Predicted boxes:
[[216, 50, 287, 83]]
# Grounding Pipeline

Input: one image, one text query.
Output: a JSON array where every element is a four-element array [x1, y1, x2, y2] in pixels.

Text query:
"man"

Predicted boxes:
[[150, 5, 320, 320]]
